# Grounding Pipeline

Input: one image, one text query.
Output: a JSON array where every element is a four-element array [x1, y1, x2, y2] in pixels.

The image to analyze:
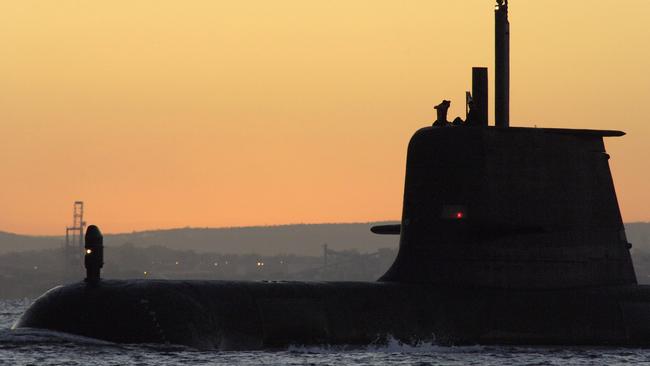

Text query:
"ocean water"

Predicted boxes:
[[2, 299, 650, 365]]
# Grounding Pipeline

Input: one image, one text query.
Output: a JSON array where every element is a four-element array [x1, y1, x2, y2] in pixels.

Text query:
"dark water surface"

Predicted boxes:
[[2, 299, 650, 365]]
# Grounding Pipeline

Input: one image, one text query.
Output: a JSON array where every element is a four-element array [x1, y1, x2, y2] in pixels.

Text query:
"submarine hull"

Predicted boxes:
[[14, 280, 650, 349]]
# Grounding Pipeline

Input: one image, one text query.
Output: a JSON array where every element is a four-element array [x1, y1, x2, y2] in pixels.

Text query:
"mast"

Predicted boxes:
[[495, 0, 510, 127]]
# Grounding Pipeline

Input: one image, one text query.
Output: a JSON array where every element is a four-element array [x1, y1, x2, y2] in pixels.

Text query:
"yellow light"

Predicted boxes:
[[175, 261, 179, 265], [86, 249, 92, 254], [144, 271, 148, 275]]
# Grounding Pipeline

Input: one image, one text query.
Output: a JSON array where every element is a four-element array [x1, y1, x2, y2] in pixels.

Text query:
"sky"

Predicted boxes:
[[1, 0, 649, 235]]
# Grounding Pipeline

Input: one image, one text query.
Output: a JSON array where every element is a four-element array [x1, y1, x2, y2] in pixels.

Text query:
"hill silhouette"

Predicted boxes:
[[0, 222, 401, 256], [0, 231, 61, 254], [2, 221, 649, 257]]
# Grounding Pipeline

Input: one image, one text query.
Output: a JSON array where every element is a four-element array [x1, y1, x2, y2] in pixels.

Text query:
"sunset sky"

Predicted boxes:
[[1, 0, 649, 235]]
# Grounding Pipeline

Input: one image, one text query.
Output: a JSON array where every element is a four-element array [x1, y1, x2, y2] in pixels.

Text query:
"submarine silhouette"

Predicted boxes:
[[15, 1, 650, 348]]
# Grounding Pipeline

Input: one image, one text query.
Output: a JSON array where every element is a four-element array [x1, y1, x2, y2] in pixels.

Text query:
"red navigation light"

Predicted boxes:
[[441, 205, 467, 220]]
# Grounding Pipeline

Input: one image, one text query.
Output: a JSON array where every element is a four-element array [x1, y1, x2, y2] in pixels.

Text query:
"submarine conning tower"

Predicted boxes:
[[378, 0, 636, 289], [379, 126, 636, 289]]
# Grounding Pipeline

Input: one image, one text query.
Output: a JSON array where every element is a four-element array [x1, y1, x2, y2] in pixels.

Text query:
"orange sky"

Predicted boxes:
[[1, 0, 649, 235]]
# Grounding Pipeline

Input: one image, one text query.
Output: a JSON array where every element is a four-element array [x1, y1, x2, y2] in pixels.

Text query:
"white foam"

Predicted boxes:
[[288, 336, 487, 354], [0, 328, 115, 346]]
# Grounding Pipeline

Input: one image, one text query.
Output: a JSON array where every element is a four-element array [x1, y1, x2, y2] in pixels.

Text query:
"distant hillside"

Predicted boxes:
[[2, 222, 649, 257], [0, 222, 400, 256], [0, 231, 61, 253], [626, 222, 650, 251], [105, 222, 401, 256]]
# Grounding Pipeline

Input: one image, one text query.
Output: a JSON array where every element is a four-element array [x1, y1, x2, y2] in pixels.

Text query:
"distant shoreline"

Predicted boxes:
[[0, 220, 401, 238]]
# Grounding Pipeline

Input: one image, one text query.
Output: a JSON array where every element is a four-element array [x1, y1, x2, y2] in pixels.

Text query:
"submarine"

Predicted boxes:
[[15, 1, 650, 349]]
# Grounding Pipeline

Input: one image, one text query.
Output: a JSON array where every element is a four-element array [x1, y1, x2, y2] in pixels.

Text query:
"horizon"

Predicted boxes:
[[4, 220, 650, 238], [2, 0, 649, 235], [2, 219, 402, 237]]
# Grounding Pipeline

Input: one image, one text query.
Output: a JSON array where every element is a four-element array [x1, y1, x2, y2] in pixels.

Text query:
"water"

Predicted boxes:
[[2, 299, 650, 365]]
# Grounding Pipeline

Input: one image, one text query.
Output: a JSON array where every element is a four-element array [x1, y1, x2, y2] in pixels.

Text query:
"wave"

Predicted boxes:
[[0, 327, 115, 347], [0, 328, 204, 355], [287, 336, 488, 354]]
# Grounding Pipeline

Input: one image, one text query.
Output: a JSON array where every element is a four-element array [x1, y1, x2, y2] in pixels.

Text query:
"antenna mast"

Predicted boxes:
[[495, 0, 510, 127]]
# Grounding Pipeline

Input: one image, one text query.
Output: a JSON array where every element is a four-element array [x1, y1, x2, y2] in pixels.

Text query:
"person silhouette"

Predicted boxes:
[[433, 100, 451, 127], [465, 99, 476, 126]]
